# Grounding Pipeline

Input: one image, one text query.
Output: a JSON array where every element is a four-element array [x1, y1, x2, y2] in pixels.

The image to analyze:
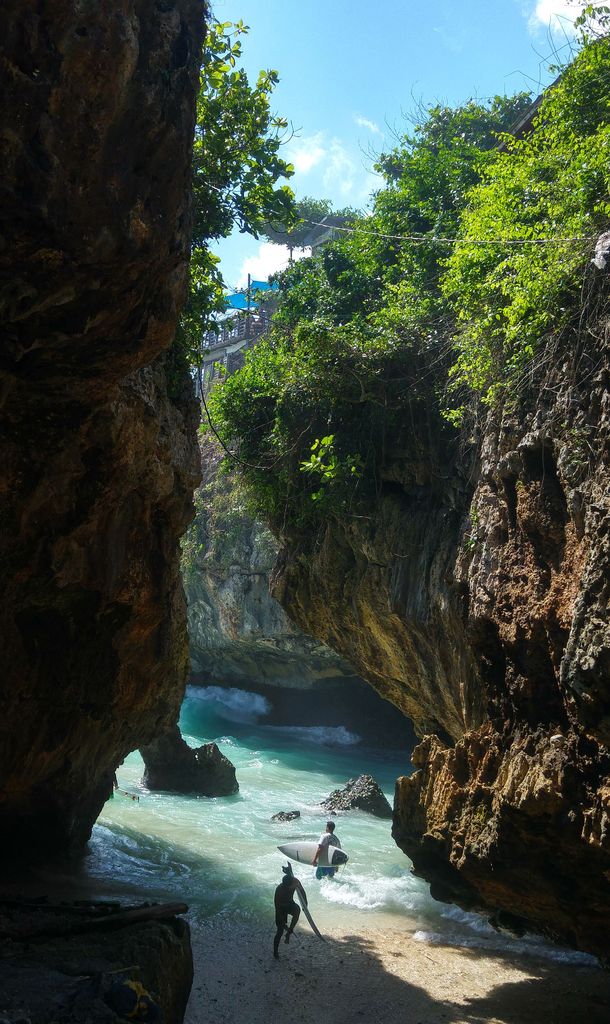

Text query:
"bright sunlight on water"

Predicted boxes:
[[85, 687, 593, 964]]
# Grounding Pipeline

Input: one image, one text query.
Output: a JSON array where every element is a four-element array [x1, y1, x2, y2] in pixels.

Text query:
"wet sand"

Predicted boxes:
[[187, 921, 610, 1024]]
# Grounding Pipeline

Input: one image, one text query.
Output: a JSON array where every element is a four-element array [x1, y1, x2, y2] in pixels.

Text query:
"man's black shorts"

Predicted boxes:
[[275, 899, 298, 927]]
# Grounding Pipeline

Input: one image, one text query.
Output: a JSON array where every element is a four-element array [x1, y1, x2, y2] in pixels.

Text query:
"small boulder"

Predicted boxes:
[[322, 774, 392, 819], [194, 741, 239, 797], [271, 810, 301, 822], [140, 725, 239, 796]]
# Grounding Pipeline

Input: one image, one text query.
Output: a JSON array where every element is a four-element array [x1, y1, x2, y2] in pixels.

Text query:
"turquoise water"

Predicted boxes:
[[86, 686, 593, 963]]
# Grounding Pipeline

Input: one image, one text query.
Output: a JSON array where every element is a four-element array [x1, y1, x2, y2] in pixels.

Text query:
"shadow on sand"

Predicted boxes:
[[2, 822, 608, 1024], [189, 922, 610, 1024]]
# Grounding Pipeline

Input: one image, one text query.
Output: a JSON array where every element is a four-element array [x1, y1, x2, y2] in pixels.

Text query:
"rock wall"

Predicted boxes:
[[183, 437, 413, 745], [0, 0, 204, 858], [0, 908, 193, 1024], [270, 322, 610, 958], [141, 724, 239, 795], [185, 437, 358, 688], [271, 417, 482, 742]]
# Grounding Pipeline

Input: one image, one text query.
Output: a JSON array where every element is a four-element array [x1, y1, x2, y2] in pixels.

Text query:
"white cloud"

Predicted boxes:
[[527, 0, 584, 34], [286, 132, 326, 174], [285, 129, 382, 206], [323, 139, 358, 196], [321, 139, 382, 202], [237, 242, 307, 288], [354, 114, 381, 135]]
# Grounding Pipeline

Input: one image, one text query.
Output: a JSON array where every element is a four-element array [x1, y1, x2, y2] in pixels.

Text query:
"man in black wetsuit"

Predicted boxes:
[[273, 865, 307, 958]]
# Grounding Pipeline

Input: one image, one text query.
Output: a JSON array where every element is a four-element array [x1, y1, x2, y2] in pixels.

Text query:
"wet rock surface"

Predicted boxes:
[[271, 810, 301, 822], [141, 726, 239, 797], [0, 0, 204, 858], [0, 901, 192, 1024], [322, 775, 393, 819]]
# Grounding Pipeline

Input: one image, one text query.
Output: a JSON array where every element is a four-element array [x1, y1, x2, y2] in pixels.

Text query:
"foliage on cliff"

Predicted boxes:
[[208, 38, 610, 527], [178, 19, 295, 357], [445, 36, 610, 403], [261, 196, 360, 251], [181, 439, 253, 580]]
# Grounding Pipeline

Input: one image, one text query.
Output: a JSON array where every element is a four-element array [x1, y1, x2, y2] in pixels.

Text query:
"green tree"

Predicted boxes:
[[444, 36, 610, 407], [178, 20, 295, 360], [209, 40, 610, 527], [261, 196, 360, 254], [209, 93, 531, 523], [262, 196, 332, 248], [575, 3, 610, 38]]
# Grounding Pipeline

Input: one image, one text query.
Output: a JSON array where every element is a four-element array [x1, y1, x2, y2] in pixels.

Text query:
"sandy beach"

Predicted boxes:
[[187, 920, 610, 1024]]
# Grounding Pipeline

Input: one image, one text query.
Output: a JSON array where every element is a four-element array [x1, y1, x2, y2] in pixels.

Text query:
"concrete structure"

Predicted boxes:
[[301, 214, 350, 254], [197, 310, 271, 396]]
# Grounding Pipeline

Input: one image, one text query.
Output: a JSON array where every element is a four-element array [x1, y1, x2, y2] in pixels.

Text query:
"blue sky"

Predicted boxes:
[[212, 0, 587, 288]]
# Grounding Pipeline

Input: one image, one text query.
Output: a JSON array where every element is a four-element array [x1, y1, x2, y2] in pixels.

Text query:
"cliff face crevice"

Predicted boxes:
[[269, 326, 610, 957], [0, 0, 204, 858]]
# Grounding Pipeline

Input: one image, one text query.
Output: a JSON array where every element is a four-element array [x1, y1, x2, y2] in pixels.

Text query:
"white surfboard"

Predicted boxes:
[[296, 890, 325, 940], [281, 863, 325, 940], [278, 841, 348, 868]]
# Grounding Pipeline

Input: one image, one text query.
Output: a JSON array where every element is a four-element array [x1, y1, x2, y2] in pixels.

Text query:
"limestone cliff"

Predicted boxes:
[[270, 320, 610, 957], [183, 437, 412, 744], [0, 0, 204, 858], [185, 438, 358, 688]]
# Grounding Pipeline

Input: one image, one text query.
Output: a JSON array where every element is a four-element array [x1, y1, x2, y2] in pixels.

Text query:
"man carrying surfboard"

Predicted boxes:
[[313, 821, 341, 879], [273, 866, 307, 958]]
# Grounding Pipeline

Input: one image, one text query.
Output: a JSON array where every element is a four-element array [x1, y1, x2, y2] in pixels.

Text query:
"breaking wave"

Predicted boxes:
[[321, 869, 426, 912], [264, 725, 361, 746], [185, 685, 271, 723]]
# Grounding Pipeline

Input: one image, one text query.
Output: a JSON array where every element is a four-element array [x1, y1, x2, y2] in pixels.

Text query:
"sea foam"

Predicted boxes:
[[413, 903, 599, 964], [321, 870, 429, 913], [413, 927, 597, 965], [264, 725, 361, 746]]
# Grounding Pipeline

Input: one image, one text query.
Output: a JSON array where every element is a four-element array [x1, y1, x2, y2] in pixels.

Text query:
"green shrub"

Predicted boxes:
[[444, 38, 610, 407], [208, 39, 610, 525]]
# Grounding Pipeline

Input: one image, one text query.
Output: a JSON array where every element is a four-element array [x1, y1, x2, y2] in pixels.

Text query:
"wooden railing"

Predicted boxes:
[[201, 311, 271, 351]]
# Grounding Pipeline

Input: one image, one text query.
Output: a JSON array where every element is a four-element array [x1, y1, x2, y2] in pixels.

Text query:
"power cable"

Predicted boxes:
[[201, 178, 596, 250], [302, 219, 595, 247], [198, 365, 317, 473]]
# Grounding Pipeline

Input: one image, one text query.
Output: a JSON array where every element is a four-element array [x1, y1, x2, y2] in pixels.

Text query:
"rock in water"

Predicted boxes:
[[271, 810, 301, 822], [141, 726, 238, 797], [322, 775, 393, 818], [194, 742, 239, 797]]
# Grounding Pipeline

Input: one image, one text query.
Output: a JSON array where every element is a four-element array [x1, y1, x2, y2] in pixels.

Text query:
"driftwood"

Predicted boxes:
[[0, 900, 188, 943], [0, 897, 122, 916]]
